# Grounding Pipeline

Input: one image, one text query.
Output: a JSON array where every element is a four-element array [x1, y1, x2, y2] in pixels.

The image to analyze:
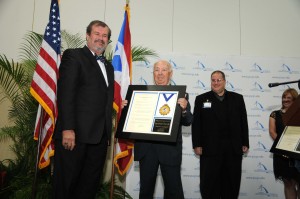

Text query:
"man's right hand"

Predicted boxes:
[[62, 130, 75, 151], [194, 147, 202, 156]]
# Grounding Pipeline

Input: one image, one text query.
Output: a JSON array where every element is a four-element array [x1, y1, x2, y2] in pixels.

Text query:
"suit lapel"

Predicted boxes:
[[224, 91, 233, 113], [83, 46, 110, 88]]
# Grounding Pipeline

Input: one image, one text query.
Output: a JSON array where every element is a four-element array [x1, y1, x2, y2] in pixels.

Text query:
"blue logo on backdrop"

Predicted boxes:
[[133, 181, 140, 191], [255, 162, 273, 173], [137, 76, 148, 85], [193, 184, 200, 194], [252, 121, 268, 132], [133, 161, 140, 170], [223, 62, 241, 72], [256, 185, 278, 197], [251, 82, 270, 92], [194, 60, 213, 71], [194, 80, 210, 90], [238, 192, 248, 197], [170, 79, 176, 85], [134, 60, 151, 68], [169, 59, 184, 70], [280, 63, 300, 74], [251, 63, 270, 73], [226, 81, 242, 92], [252, 101, 266, 111], [279, 84, 291, 91], [194, 162, 200, 170], [253, 141, 270, 152]]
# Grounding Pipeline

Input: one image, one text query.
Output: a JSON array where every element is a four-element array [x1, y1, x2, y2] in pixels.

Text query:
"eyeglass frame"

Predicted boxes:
[[211, 78, 224, 83]]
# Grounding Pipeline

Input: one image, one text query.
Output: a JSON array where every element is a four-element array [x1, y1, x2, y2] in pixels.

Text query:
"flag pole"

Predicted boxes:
[[110, 119, 118, 199], [31, 108, 44, 199], [110, 2, 131, 198]]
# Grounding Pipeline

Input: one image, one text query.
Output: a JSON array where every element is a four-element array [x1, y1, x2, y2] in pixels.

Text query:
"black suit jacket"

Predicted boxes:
[[134, 95, 193, 166], [54, 46, 114, 144], [192, 90, 249, 156]]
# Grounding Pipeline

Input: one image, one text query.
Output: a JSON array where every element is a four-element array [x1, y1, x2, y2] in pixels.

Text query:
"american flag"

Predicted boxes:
[[30, 0, 61, 169], [113, 4, 134, 175]]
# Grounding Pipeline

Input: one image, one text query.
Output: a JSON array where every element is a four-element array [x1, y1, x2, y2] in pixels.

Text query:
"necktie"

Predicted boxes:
[[95, 54, 106, 63]]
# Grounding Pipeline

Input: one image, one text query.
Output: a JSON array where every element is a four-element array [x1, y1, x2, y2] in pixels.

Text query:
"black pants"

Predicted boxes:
[[200, 152, 242, 199], [138, 148, 184, 199], [52, 134, 108, 199]]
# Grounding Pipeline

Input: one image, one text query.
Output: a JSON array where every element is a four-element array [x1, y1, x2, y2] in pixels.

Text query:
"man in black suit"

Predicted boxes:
[[192, 70, 249, 199], [134, 60, 193, 199], [53, 20, 114, 199]]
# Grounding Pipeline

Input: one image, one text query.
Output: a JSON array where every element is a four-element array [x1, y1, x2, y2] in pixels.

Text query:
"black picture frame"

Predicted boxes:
[[270, 126, 300, 159], [115, 85, 186, 142]]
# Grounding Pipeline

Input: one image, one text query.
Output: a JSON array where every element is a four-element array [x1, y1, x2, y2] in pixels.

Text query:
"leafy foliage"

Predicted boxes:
[[0, 30, 156, 198]]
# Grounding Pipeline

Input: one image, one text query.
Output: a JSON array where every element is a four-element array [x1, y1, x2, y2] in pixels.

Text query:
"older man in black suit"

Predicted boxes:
[[133, 60, 193, 199], [53, 20, 114, 199], [192, 70, 249, 199]]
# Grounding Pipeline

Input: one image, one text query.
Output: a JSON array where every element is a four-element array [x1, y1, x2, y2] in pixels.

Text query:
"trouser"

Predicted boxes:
[[52, 134, 108, 199]]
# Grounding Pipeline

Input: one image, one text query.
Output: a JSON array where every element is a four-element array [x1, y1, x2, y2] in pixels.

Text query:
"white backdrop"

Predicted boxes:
[[124, 53, 300, 199]]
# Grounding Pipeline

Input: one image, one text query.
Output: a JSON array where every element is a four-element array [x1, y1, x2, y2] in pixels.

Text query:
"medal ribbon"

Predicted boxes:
[[163, 93, 175, 102]]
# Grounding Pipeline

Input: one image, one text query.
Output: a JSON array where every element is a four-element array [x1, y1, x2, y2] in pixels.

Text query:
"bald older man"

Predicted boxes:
[[134, 60, 193, 199]]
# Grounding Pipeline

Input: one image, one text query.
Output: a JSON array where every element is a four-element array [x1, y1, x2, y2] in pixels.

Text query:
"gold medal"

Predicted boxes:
[[159, 104, 171, 116]]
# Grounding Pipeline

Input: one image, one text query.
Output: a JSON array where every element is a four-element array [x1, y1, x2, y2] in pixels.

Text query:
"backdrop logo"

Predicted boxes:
[[252, 101, 266, 111], [279, 63, 300, 74], [138, 76, 148, 85], [251, 82, 270, 92], [194, 60, 213, 71], [239, 192, 248, 197], [194, 162, 200, 170], [170, 79, 176, 85], [226, 81, 242, 92], [279, 84, 291, 91], [252, 121, 268, 132], [133, 181, 140, 191], [193, 184, 200, 193], [256, 185, 278, 197], [133, 161, 140, 170], [194, 80, 210, 90], [169, 59, 184, 70], [253, 141, 270, 152], [255, 162, 273, 173], [251, 63, 270, 73], [134, 60, 151, 68], [222, 62, 241, 72]]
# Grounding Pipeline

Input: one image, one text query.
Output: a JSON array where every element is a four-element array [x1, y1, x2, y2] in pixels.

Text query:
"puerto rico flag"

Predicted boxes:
[[112, 4, 134, 175]]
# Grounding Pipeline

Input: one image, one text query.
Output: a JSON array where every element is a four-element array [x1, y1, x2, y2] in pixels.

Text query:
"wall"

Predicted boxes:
[[127, 53, 300, 198], [1, 0, 300, 60]]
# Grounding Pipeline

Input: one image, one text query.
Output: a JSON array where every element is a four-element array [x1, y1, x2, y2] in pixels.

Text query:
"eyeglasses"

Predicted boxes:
[[211, 79, 223, 83]]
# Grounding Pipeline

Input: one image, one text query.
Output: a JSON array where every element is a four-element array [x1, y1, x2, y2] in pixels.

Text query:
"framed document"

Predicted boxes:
[[270, 126, 300, 159], [115, 85, 186, 142]]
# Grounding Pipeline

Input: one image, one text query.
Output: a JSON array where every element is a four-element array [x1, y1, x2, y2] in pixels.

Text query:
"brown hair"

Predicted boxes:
[[211, 70, 226, 80], [281, 88, 299, 109], [86, 20, 111, 40], [282, 88, 298, 100]]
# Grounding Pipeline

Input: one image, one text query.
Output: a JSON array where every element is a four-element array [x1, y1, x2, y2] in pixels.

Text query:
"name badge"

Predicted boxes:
[[203, 101, 211, 108]]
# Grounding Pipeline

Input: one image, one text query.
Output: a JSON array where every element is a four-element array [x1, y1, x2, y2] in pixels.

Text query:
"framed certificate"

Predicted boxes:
[[270, 126, 300, 159], [115, 85, 186, 142]]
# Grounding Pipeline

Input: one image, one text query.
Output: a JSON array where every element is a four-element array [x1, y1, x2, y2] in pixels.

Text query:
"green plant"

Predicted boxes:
[[0, 30, 156, 198]]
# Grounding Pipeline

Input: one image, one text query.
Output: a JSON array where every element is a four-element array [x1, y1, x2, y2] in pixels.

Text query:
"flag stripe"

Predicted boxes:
[[30, 0, 60, 169]]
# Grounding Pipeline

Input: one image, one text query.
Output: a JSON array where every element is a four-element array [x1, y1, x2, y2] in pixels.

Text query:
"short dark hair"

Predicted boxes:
[[86, 20, 111, 40], [211, 70, 226, 80]]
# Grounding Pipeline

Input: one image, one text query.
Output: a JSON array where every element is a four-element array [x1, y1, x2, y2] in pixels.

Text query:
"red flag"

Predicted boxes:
[[112, 4, 134, 175], [30, 0, 61, 169]]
